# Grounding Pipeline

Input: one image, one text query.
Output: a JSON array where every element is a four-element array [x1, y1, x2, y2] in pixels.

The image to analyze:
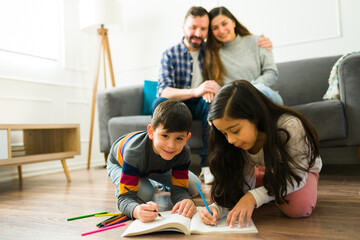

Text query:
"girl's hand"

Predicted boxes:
[[199, 206, 218, 225], [133, 201, 159, 223], [171, 199, 197, 218], [193, 80, 220, 98], [227, 193, 256, 228]]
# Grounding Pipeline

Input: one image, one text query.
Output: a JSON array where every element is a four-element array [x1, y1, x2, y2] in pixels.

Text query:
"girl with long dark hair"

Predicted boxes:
[[199, 80, 322, 228]]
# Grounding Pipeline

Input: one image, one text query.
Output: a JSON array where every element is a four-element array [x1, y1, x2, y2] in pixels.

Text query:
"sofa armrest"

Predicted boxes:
[[339, 53, 360, 146], [97, 84, 143, 153]]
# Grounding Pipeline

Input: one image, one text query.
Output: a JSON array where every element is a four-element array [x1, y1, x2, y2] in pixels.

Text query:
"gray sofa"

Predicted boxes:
[[97, 54, 360, 163]]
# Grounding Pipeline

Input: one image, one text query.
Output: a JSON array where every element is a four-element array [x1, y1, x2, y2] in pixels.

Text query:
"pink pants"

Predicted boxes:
[[255, 166, 319, 218]]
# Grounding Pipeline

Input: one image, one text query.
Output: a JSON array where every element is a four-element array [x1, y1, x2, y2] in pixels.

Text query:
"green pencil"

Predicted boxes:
[[67, 211, 108, 221]]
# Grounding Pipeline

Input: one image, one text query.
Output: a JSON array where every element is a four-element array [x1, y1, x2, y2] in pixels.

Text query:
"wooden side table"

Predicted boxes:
[[0, 124, 81, 182]]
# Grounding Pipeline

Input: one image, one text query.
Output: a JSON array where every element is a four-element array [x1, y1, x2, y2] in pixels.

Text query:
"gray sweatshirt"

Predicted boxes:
[[220, 35, 278, 87]]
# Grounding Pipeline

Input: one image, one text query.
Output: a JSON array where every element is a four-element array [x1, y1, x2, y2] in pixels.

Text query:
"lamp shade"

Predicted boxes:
[[79, 0, 122, 34]]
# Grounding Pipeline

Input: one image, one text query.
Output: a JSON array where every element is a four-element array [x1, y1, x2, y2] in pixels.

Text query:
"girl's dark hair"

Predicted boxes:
[[203, 6, 252, 84], [152, 100, 192, 133], [207, 80, 319, 208]]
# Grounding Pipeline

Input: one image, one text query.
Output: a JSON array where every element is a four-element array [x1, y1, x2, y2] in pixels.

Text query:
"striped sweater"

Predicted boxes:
[[108, 131, 192, 217]]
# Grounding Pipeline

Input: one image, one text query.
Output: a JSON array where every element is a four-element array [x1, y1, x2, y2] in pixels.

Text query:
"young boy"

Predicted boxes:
[[107, 100, 201, 223]]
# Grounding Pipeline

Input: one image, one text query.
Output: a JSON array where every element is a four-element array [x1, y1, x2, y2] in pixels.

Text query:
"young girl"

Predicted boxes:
[[199, 80, 322, 228]]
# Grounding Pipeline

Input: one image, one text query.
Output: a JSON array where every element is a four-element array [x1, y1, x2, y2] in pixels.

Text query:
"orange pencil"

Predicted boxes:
[[103, 216, 127, 226]]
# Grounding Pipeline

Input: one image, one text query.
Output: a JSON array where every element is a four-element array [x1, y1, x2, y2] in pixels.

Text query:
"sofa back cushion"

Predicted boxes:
[[274, 55, 340, 106]]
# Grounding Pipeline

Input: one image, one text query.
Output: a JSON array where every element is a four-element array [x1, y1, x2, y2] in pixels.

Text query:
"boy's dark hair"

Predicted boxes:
[[152, 100, 192, 133], [184, 6, 209, 21]]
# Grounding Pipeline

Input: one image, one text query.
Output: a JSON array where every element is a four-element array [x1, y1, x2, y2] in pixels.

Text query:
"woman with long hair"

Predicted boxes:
[[203, 6, 283, 104]]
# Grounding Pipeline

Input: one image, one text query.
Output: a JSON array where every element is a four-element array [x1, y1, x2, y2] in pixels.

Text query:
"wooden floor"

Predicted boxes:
[[0, 164, 359, 240]]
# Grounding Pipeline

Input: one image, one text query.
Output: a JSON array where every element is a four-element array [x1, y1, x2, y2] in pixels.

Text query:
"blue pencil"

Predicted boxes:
[[196, 183, 212, 216]]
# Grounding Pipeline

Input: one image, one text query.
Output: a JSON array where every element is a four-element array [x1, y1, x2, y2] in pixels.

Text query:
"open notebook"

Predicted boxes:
[[121, 207, 258, 236]]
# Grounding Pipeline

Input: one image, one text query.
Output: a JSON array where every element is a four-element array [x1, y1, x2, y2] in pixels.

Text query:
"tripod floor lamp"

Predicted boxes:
[[79, 0, 122, 169]]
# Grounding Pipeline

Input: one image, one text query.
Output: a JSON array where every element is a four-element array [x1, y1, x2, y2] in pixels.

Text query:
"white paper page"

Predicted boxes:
[[121, 210, 191, 237], [189, 211, 258, 234]]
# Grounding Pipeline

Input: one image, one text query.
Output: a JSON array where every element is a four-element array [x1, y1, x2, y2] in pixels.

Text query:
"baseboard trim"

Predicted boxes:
[[0, 158, 105, 183]]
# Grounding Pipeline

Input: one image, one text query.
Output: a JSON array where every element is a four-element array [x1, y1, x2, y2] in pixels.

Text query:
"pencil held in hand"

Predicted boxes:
[[196, 183, 213, 216], [123, 186, 163, 218]]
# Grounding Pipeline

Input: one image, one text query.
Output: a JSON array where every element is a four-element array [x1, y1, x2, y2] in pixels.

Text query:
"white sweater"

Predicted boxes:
[[211, 114, 322, 217]]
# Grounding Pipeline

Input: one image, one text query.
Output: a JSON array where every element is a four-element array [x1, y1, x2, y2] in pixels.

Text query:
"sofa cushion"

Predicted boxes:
[[109, 116, 151, 144], [141, 80, 158, 115], [186, 120, 203, 152], [275, 56, 340, 106], [292, 99, 346, 141], [108, 116, 203, 153]]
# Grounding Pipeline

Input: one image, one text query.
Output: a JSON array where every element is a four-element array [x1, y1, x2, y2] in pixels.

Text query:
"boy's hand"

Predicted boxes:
[[226, 192, 256, 228], [171, 199, 197, 218], [199, 206, 218, 225], [133, 201, 159, 223]]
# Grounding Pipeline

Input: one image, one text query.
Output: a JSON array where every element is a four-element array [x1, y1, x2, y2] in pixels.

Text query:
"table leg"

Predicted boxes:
[[17, 165, 22, 181], [61, 159, 71, 182]]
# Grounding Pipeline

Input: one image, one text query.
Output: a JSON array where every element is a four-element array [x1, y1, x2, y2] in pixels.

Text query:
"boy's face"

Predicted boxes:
[[147, 124, 191, 161]]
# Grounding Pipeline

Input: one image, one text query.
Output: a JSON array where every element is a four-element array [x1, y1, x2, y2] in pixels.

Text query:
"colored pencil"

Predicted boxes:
[[98, 215, 128, 227], [96, 215, 119, 227], [196, 183, 213, 216], [100, 217, 130, 228], [81, 223, 126, 236], [103, 216, 127, 226], [95, 213, 122, 217], [123, 186, 163, 218], [67, 211, 108, 221], [98, 215, 124, 226]]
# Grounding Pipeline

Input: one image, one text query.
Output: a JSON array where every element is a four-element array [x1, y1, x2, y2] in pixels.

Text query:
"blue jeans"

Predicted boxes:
[[107, 158, 201, 202], [253, 82, 284, 105], [152, 97, 210, 167]]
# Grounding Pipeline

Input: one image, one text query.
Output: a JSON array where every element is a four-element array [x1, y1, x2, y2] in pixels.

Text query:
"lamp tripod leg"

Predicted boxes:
[[103, 33, 116, 87], [87, 34, 103, 169]]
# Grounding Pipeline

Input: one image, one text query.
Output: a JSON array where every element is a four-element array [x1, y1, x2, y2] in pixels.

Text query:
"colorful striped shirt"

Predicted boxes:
[[109, 130, 192, 217]]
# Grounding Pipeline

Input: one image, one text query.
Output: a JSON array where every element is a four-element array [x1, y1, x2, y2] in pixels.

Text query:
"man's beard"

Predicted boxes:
[[186, 36, 204, 49]]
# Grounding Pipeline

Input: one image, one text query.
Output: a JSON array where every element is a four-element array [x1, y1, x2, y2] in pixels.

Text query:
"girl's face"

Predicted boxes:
[[210, 14, 236, 43], [212, 116, 265, 154]]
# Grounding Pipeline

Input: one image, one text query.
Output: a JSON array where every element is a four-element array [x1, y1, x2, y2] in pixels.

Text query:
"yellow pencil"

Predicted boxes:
[[94, 213, 123, 217]]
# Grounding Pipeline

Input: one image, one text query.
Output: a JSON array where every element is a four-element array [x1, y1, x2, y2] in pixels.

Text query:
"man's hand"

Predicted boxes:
[[171, 199, 197, 218], [257, 34, 273, 51], [133, 201, 159, 223], [193, 80, 220, 99], [199, 206, 218, 225], [226, 192, 256, 228]]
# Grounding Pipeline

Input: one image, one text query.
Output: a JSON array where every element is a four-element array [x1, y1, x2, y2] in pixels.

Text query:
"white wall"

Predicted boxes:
[[0, 0, 359, 182]]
